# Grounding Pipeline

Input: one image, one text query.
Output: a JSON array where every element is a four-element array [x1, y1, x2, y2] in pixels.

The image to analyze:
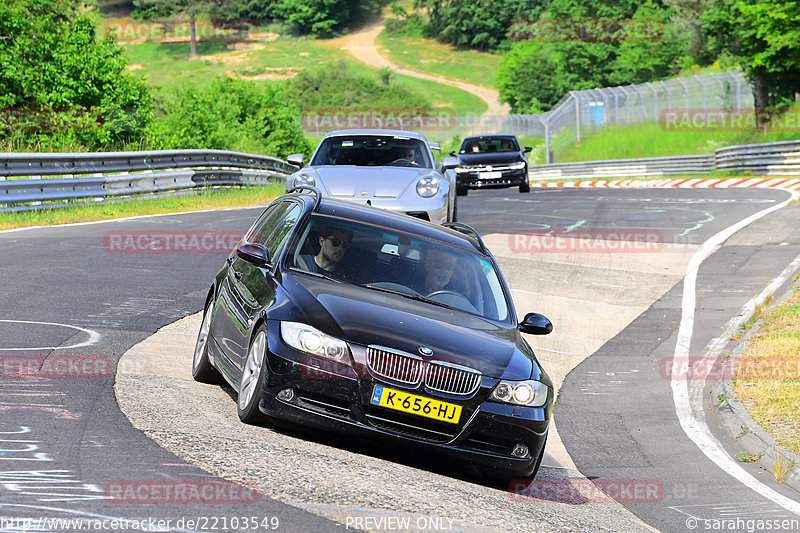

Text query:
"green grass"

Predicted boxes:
[[113, 18, 487, 116], [377, 31, 502, 89], [734, 286, 800, 456], [554, 105, 800, 163], [0, 185, 283, 230]]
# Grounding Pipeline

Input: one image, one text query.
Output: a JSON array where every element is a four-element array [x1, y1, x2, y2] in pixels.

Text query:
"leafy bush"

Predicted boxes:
[[0, 0, 152, 148], [149, 77, 312, 158], [286, 61, 431, 110]]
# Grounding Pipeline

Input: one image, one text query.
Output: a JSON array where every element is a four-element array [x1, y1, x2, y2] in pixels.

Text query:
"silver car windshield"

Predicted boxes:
[[291, 217, 511, 322], [310, 135, 433, 168]]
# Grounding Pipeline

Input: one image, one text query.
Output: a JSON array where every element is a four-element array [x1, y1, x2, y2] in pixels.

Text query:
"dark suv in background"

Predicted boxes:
[[449, 134, 531, 195]]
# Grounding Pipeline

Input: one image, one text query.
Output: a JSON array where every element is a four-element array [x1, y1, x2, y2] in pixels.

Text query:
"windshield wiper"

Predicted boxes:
[[363, 284, 454, 310]]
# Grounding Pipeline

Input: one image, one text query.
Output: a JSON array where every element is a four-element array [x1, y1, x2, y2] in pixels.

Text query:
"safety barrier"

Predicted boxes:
[[0, 150, 294, 211], [528, 140, 800, 181]]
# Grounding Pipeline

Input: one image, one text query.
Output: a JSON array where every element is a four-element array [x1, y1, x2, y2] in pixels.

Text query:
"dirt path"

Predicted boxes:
[[340, 18, 510, 116]]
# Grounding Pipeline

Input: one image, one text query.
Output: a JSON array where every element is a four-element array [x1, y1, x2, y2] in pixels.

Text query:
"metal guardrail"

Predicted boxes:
[[715, 140, 800, 175], [0, 149, 295, 211], [528, 140, 800, 181]]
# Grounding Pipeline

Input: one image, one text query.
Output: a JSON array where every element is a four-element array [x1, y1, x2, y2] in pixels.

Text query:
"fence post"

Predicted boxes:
[[573, 92, 581, 144], [540, 118, 551, 164]]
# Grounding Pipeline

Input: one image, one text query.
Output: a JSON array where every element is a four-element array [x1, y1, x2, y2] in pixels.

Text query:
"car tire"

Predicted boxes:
[[192, 299, 223, 384], [237, 324, 271, 425], [456, 185, 468, 196], [519, 180, 530, 193]]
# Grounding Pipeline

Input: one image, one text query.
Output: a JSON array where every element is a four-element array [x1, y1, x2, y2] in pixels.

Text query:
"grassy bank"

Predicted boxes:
[[733, 282, 800, 456], [377, 31, 502, 89], [113, 18, 487, 117], [0, 185, 283, 230], [553, 104, 800, 163]]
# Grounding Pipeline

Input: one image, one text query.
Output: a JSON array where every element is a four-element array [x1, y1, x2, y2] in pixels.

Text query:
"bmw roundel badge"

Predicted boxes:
[[419, 347, 434, 356]]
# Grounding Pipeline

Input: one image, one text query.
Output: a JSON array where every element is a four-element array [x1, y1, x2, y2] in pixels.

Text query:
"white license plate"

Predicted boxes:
[[478, 171, 502, 179]]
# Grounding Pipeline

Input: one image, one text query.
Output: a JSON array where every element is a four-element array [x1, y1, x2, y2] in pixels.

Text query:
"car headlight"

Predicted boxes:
[[293, 173, 316, 188], [509, 162, 526, 170], [416, 177, 440, 198], [453, 167, 470, 174], [280, 322, 349, 361], [490, 379, 548, 407]]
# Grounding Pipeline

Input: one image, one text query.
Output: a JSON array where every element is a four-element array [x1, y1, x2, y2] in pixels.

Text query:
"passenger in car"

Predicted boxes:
[[412, 247, 460, 295], [297, 226, 353, 277]]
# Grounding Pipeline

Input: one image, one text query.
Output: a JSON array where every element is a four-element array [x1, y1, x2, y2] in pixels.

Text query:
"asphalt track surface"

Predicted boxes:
[[1, 187, 799, 532]]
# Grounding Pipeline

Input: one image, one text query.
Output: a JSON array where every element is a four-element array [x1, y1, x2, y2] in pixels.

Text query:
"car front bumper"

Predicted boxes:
[[257, 324, 551, 478], [457, 168, 528, 189]]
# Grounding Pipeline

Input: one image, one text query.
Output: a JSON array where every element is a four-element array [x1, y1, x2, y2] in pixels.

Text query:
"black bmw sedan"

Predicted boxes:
[[192, 187, 555, 479], [449, 134, 532, 195]]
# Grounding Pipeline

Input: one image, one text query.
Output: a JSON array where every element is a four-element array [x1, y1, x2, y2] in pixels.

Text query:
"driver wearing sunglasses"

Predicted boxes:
[[298, 226, 353, 276]]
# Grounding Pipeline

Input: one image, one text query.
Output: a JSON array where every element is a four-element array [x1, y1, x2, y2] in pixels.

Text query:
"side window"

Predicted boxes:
[[263, 204, 302, 259], [246, 202, 291, 245]]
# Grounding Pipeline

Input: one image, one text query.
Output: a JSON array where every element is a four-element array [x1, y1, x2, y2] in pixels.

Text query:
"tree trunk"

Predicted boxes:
[[190, 13, 197, 59], [751, 74, 769, 131]]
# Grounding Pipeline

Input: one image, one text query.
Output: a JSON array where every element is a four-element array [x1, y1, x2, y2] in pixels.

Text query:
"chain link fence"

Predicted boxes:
[[454, 71, 752, 163], [299, 71, 753, 164]]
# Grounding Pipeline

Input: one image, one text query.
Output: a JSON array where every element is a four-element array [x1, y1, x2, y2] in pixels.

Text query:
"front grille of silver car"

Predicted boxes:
[[425, 361, 482, 395], [366, 346, 423, 386], [367, 345, 481, 395]]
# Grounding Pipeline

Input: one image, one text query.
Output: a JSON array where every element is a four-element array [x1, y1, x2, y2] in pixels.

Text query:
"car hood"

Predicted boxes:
[[281, 273, 541, 381], [457, 153, 524, 166], [311, 166, 436, 198]]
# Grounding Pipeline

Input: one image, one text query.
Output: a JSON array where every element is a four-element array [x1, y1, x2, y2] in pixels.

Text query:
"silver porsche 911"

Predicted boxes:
[[285, 130, 459, 224]]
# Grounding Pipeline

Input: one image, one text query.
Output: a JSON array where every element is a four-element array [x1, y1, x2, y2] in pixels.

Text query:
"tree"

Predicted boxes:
[[271, 0, 355, 35], [702, 0, 800, 114], [0, 0, 151, 145], [132, 0, 236, 58], [416, 0, 551, 51]]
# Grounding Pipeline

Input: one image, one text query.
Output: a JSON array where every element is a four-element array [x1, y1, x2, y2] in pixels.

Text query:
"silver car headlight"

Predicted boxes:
[[416, 177, 440, 198], [293, 173, 316, 188], [280, 322, 349, 361], [454, 167, 471, 174], [490, 379, 548, 407], [509, 162, 526, 170]]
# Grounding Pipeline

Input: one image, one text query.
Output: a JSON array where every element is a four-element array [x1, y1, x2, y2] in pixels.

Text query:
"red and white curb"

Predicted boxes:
[[532, 177, 800, 190]]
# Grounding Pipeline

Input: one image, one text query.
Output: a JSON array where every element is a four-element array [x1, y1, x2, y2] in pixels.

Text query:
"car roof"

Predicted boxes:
[[291, 192, 483, 254], [323, 129, 428, 141], [462, 134, 518, 141]]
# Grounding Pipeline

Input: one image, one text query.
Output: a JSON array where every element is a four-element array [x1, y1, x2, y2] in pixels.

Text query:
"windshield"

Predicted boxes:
[[460, 137, 520, 154], [290, 216, 511, 322], [310, 135, 433, 168]]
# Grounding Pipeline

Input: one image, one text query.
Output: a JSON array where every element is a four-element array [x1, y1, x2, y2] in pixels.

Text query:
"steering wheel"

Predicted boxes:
[[426, 290, 465, 299], [390, 158, 417, 166]]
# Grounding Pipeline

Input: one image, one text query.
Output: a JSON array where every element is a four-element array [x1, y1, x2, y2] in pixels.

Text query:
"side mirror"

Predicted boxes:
[[449, 150, 457, 157], [237, 243, 269, 267], [441, 157, 460, 171], [523, 147, 532, 153], [519, 312, 553, 335], [287, 154, 304, 167], [429, 141, 441, 152]]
